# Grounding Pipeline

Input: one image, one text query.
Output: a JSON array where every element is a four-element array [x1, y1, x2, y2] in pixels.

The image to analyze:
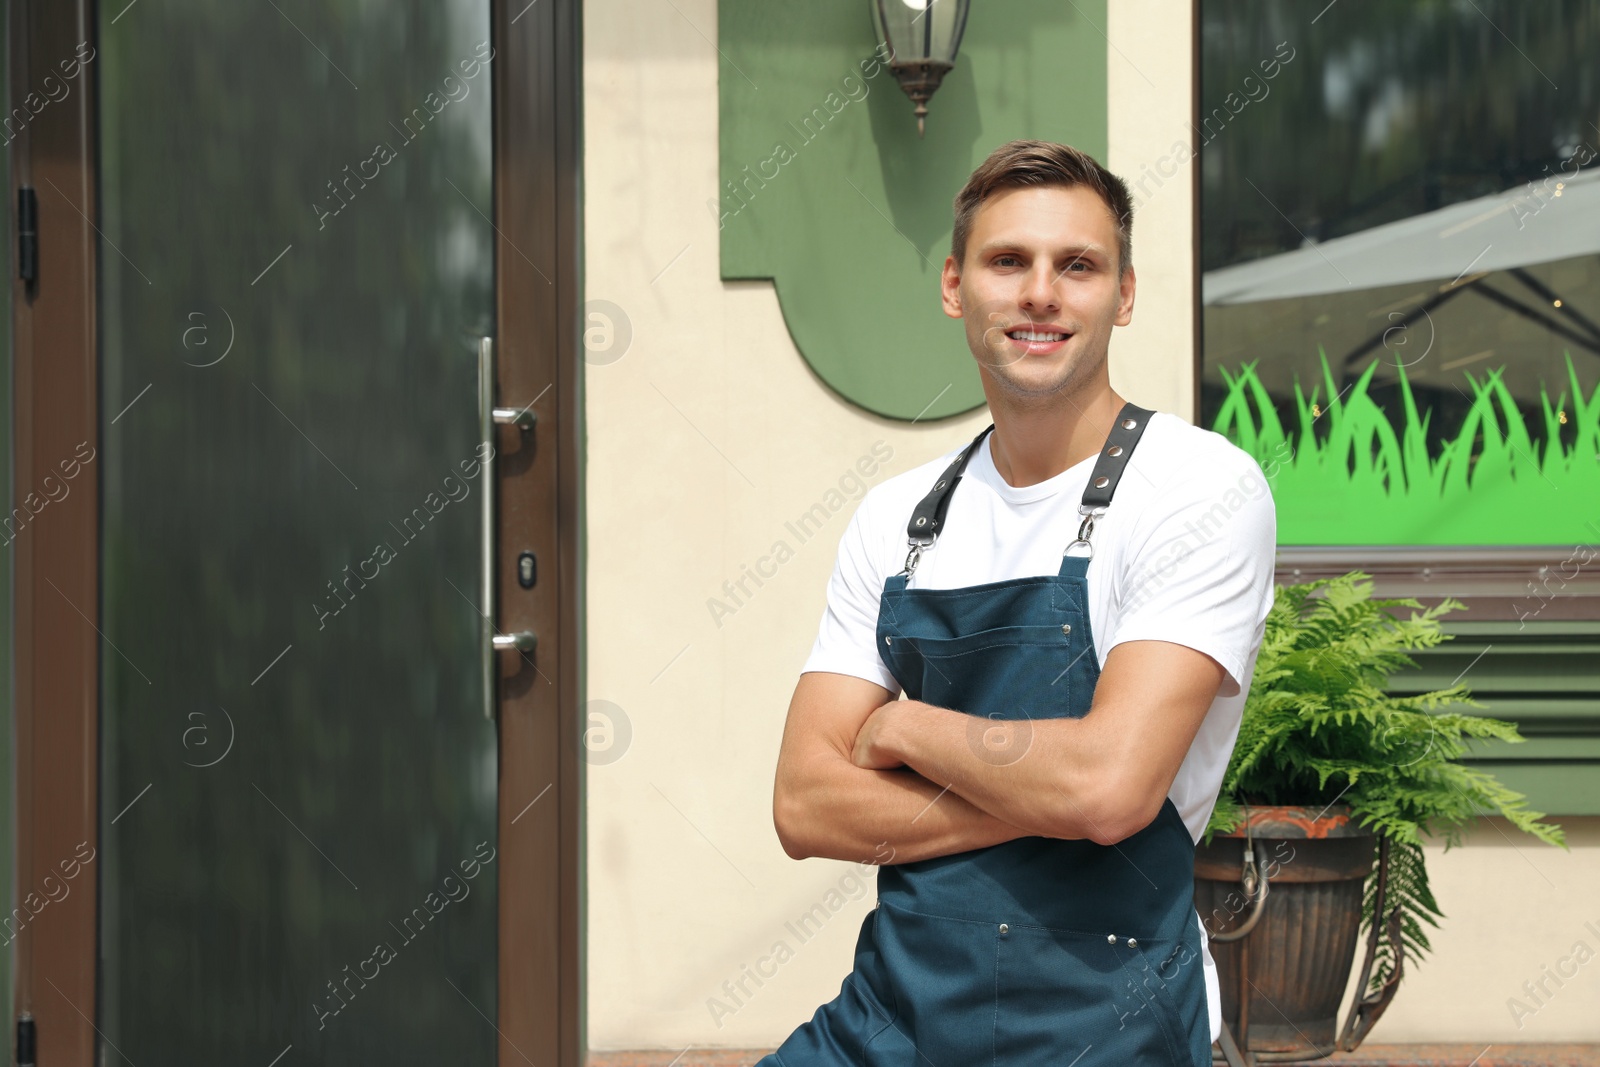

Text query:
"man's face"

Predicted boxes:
[[941, 184, 1135, 403]]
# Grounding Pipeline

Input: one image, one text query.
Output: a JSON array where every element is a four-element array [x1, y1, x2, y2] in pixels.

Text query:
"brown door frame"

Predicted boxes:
[[493, 0, 585, 1063], [9, 0, 100, 1061], [7, 0, 584, 1061]]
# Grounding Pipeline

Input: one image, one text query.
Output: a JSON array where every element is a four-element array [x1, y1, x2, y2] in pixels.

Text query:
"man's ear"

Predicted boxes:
[[1114, 264, 1136, 327], [941, 255, 963, 319]]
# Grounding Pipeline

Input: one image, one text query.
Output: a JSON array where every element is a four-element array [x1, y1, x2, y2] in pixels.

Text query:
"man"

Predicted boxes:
[[761, 140, 1277, 1065]]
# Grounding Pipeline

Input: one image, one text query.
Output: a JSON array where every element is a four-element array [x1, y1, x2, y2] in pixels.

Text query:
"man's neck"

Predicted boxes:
[[985, 388, 1127, 489]]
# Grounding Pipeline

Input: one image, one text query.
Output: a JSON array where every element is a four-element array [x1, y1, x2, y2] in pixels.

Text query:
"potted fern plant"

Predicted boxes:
[[1196, 571, 1566, 1062]]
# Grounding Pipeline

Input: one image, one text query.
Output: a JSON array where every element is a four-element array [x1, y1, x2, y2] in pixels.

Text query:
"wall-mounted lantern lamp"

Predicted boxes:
[[871, 0, 971, 138]]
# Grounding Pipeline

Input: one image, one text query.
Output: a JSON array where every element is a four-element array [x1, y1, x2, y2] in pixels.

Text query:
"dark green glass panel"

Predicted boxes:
[[97, 2, 497, 1060]]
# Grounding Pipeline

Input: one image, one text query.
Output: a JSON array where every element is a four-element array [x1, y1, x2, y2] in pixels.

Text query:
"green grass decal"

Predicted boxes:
[[1212, 348, 1600, 545]]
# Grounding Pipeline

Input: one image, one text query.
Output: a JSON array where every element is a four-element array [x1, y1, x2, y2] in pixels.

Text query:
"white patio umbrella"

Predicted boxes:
[[1202, 161, 1600, 307]]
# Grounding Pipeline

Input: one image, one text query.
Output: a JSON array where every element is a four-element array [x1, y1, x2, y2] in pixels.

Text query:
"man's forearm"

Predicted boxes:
[[856, 642, 1227, 846], [775, 756, 1033, 865], [872, 700, 1119, 843]]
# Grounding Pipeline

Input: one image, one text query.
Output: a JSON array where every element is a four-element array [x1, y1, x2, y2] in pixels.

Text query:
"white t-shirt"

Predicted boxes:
[[801, 409, 1278, 1045]]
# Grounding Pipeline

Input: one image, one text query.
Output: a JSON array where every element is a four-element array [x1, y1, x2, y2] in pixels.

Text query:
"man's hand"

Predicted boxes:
[[850, 701, 906, 770], [772, 672, 1034, 864]]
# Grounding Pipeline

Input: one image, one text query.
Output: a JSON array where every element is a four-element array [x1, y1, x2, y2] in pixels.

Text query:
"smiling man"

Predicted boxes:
[[760, 140, 1277, 1065]]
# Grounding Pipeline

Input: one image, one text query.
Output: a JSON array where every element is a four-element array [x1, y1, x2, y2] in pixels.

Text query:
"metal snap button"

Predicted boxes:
[[1061, 623, 1071, 635], [998, 923, 1009, 936], [885, 636, 891, 645], [1093, 476, 1109, 488], [1107, 933, 1117, 944], [1106, 444, 1123, 457], [1121, 417, 1137, 429], [1127, 937, 1138, 948]]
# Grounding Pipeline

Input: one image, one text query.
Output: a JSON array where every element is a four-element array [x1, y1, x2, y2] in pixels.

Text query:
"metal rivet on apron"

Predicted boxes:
[[915, 516, 927, 527], [1093, 476, 1109, 488], [1127, 938, 1138, 948], [1061, 623, 1071, 635], [1106, 444, 1122, 457], [1106, 933, 1117, 944], [998, 923, 1008, 936], [1121, 417, 1137, 429], [885, 636, 891, 644], [936, 480, 946, 490]]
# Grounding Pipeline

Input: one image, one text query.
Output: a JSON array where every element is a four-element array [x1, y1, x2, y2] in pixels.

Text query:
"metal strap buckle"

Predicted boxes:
[[1063, 504, 1106, 559], [902, 538, 934, 577]]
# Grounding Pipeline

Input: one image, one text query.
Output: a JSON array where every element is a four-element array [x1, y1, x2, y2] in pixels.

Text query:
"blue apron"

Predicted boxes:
[[760, 404, 1210, 1066]]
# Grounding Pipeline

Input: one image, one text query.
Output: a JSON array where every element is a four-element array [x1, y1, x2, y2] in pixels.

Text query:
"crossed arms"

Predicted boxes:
[[771, 639, 1226, 865]]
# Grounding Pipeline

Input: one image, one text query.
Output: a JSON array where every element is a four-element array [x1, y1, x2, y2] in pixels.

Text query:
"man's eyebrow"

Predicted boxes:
[[974, 241, 1107, 260]]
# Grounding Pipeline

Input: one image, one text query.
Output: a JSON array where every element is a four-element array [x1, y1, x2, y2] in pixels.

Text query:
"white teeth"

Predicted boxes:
[[1008, 330, 1067, 342]]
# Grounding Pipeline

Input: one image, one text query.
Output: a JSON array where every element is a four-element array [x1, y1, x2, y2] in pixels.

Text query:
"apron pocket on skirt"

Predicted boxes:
[[758, 910, 901, 1067], [866, 901, 996, 1065], [995, 923, 1192, 1066]]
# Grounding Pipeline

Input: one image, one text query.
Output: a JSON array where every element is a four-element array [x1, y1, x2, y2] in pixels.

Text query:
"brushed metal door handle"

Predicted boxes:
[[479, 336, 538, 718]]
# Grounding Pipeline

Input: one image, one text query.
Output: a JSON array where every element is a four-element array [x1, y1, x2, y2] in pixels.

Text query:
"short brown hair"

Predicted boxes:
[[951, 139, 1133, 277]]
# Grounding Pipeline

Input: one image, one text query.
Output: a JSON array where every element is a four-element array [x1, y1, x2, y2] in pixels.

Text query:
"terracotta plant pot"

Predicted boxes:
[[1193, 804, 1376, 1059]]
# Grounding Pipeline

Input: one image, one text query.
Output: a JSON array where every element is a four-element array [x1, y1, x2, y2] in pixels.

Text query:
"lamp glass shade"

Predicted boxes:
[[871, 0, 971, 65]]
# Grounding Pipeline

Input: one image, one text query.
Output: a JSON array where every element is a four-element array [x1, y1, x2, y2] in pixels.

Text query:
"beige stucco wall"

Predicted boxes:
[[582, 0, 1600, 1051]]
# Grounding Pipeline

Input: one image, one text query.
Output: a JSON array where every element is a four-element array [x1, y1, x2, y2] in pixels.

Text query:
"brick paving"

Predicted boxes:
[[1304, 1048, 1600, 1066]]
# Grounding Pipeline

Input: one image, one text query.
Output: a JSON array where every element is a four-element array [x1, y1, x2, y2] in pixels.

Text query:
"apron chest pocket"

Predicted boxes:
[[892, 622, 1075, 658], [893, 623, 1091, 722]]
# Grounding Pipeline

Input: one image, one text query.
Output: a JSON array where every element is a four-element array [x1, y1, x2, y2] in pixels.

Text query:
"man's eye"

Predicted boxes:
[[995, 255, 1020, 267]]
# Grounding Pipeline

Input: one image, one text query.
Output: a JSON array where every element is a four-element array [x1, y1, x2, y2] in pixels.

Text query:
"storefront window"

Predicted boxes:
[[1199, 1, 1600, 546]]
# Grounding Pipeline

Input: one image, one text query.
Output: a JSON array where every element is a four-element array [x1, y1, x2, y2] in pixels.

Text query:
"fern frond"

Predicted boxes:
[[1213, 571, 1565, 989]]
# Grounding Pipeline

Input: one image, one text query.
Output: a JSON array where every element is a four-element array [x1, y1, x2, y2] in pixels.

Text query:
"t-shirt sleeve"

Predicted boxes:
[[1103, 449, 1277, 697], [800, 495, 901, 694]]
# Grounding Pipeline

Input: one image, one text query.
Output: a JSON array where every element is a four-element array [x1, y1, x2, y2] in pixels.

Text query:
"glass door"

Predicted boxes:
[[95, 2, 498, 1060]]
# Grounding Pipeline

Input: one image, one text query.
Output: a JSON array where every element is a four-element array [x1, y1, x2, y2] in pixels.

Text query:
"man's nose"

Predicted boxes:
[[1020, 267, 1059, 313]]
